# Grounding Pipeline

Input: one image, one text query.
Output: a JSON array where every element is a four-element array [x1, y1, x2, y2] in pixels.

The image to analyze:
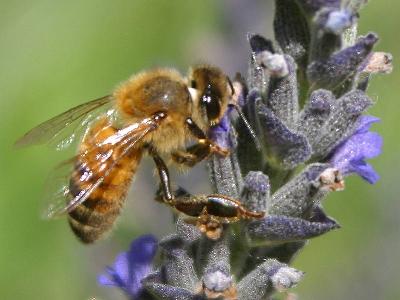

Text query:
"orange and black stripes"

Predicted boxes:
[[68, 149, 142, 243], [67, 119, 143, 243]]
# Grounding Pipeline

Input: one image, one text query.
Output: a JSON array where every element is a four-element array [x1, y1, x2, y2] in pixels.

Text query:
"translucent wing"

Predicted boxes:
[[15, 95, 113, 150], [42, 116, 161, 219]]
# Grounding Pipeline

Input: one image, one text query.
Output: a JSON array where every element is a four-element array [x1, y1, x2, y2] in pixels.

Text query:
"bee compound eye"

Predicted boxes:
[[205, 97, 221, 124], [200, 84, 222, 124]]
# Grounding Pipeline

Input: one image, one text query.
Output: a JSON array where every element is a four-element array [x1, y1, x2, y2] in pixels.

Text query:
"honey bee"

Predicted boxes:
[[16, 65, 263, 243]]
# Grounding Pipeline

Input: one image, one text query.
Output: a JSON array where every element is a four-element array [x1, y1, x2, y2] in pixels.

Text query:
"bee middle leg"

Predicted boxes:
[[149, 147, 174, 202]]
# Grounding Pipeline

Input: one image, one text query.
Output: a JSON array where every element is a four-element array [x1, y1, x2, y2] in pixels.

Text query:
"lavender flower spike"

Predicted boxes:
[[330, 115, 382, 184], [98, 235, 158, 299], [91, 1, 391, 299]]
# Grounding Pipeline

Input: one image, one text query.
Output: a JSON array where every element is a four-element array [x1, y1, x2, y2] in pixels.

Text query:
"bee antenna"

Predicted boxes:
[[230, 104, 261, 151]]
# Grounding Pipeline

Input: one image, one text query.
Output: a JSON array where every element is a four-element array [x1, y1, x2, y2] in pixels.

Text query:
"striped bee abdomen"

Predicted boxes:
[[67, 119, 143, 243]]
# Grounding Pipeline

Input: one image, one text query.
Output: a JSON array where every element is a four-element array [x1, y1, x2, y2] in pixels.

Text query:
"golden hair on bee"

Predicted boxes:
[[16, 66, 235, 243]]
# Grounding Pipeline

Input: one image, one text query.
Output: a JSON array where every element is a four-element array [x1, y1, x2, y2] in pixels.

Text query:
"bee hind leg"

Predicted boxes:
[[158, 187, 265, 239]]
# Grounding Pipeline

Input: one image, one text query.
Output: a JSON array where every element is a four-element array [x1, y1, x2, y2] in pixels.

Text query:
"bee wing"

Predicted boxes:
[[42, 116, 160, 219], [15, 95, 113, 150], [40, 158, 87, 220]]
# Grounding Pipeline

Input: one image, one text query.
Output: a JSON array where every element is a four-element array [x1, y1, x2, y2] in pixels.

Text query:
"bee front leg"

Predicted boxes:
[[173, 118, 229, 167], [172, 144, 210, 167]]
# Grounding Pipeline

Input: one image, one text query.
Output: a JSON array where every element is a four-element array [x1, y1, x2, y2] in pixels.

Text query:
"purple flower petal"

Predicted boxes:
[[307, 33, 378, 90], [257, 104, 311, 169], [350, 160, 380, 184], [330, 115, 382, 184], [98, 234, 158, 299], [113, 252, 130, 284], [354, 115, 380, 134], [98, 266, 124, 287], [128, 234, 158, 265], [208, 113, 232, 149], [247, 213, 340, 243]]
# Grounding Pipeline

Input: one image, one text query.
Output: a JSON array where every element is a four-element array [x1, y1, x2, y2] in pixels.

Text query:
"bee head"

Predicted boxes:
[[189, 65, 230, 127]]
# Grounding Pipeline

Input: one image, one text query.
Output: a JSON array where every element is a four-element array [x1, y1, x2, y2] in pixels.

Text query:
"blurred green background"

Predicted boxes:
[[0, 1, 398, 299]]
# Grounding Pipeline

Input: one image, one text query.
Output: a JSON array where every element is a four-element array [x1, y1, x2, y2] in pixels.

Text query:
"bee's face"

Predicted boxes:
[[189, 65, 230, 127]]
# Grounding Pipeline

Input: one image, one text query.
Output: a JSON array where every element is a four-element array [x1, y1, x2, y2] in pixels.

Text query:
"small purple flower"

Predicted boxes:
[[208, 108, 233, 149], [98, 235, 158, 299], [330, 115, 383, 184]]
